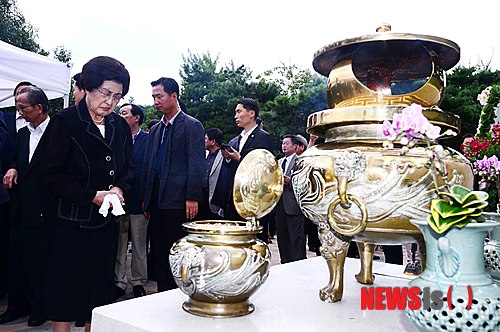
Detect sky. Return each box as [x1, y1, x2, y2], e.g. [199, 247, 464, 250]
[15, 0, 500, 106]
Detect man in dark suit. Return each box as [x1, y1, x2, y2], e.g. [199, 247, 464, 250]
[275, 134, 306, 264]
[0, 81, 33, 301]
[114, 104, 149, 299]
[0, 86, 50, 326]
[198, 128, 225, 220]
[220, 98, 274, 242]
[0, 111, 10, 300]
[141, 77, 205, 292]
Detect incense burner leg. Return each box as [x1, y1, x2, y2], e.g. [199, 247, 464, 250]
[319, 232, 350, 303]
[355, 242, 375, 284]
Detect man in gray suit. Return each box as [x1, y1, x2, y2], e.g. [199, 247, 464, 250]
[141, 77, 205, 292]
[198, 128, 225, 220]
[275, 134, 306, 264]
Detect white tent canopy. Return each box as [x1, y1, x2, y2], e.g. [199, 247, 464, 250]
[0, 40, 71, 108]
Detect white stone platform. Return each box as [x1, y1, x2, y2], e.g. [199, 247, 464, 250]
[91, 257, 419, 332]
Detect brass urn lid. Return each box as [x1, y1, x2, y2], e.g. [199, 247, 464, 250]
[307, 25, 461, 138]
[313, 28, 460, 77]
[233, 149, 284, 220]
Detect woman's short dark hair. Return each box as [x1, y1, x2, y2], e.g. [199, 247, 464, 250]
[121, 103, 145, 125]
[80, 56, 130, 96]
[19, 86, 50, 113]
[237, 98, 259, 118]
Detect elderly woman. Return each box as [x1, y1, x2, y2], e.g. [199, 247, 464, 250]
[38, 56, 132, 332]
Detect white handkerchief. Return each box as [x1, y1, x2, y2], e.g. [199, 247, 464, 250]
[98, 194, 126, 217]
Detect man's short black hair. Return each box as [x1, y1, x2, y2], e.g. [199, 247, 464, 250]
[147, 119, 160, 130]
[237, 98, 259, 118]
[73, 73, 82, 89]
[121, 103, 145, 125]
[151, 77, 179, 95]
[206, 128, 224, 146]
[283, 134, 299, 146]
[151, 77, 186, 112]
[14, 81, 34, 96]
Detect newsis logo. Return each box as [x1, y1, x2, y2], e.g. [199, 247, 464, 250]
[360, 286, 473, 310]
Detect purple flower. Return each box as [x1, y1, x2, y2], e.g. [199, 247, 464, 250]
[381, 103, 442, 145]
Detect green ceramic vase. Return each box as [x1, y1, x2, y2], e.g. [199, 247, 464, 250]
[405, 219, 500, 332]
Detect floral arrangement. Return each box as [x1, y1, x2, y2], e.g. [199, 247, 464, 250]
[476, 85, 500, 136]
[382, 103, 489, 234]
[462, 85, 500, 212]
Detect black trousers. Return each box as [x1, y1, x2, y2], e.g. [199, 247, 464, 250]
[0, 202, 10, 297]
[305, 217, 320, 253]
[148, 179, 187, 292]
[6, 222, 43, 319]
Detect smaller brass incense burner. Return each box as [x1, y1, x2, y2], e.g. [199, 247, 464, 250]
[169, 149, 283, 317]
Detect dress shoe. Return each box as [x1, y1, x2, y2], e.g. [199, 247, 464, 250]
[114, 285, 126, 301]
[75, 320, 86, 327]
[133, 285, 146, 298]
[0, 310, 27, 324]
[28, 317, 46, 327]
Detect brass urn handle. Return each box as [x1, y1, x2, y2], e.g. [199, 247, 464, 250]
[328, 150, 368, 236]
[181, 262, 190, 285]
[327, 193, 368, 236]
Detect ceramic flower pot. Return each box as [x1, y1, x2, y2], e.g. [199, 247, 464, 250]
[484, 220, 500, 282]
[405, 219, 500, 332]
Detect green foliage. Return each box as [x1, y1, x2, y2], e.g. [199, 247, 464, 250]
[428, 185, 489, 234]
[141, 105, 161, 130]
[179, 52, 327, 155]
[440, 66, 500, 150]
[53, 45, 72, 66]
[0, 0, 47, 55]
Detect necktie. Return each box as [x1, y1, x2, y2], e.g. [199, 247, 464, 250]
[237, 135, 242, 151]
[282, 158, 287, 173]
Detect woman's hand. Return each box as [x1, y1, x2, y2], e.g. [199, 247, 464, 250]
[92, 190, 112, 206]
[109, 186, 124, 204]
[3, 169, 18, 189]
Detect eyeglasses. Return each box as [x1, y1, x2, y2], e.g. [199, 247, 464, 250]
[96, 87, 122, 102]
[15, 104, 32, 112]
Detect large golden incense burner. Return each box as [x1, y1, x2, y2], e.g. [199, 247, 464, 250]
[293, 25, 473, 302]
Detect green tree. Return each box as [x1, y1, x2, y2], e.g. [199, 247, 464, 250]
[53, 45, 72, 66]
[180, 51, 275, 142]
[179, 52, 327, 154]
[258, 63, 327, 150]
[0, 0, 47, 55]
[440, 66, 500, 150]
